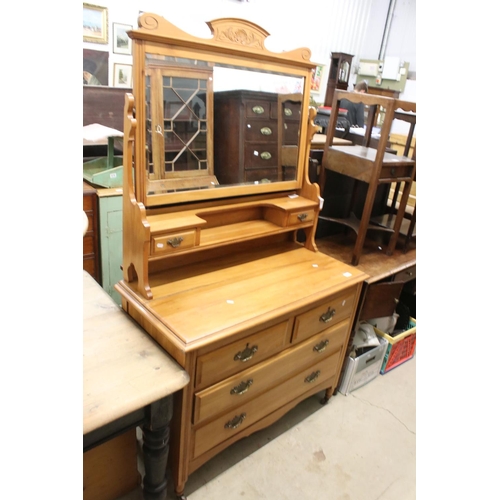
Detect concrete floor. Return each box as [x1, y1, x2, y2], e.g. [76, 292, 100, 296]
[120, 354, 416, 500]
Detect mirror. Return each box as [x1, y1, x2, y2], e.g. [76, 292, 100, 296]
[125, 14, 316, 207]
[144, 54, 305, 196]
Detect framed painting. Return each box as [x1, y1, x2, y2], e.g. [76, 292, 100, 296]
[83, 3, 108, 44]
[114, 64, 133, 88]
[311, 65, 325, 93]
[113, 23, 132, 55]
[83, 49, 109, 86]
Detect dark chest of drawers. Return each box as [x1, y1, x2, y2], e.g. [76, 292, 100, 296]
[213, 90, 301, 185]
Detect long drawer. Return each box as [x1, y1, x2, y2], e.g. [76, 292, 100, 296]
[192, 351, 341, 459]
[193, 319, 349, 425]
[195, 320, 291, 389]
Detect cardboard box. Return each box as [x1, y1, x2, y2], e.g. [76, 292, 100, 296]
[338, 338, 388, 395]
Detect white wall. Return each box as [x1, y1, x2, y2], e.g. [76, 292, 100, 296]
[83, 0, 416, 101]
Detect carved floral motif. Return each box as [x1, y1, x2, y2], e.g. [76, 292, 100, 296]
[216, 28, 264, 49]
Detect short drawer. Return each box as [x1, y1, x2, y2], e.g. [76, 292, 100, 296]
[393, 264, 416, 283]
[245, 100, 271, 119]
[193, 319, 349, 424]
[192, 351, 341, 459]
[151, 230, 196, 255]
[244, 168, 279, 183]
[380, 163, 414, 180]
[292, 289, 357, 343]
[286, 209, 315, 226]
[244, 143, 278, 169]
[244, 120, 278, 142]
[195, 320, 291, 389]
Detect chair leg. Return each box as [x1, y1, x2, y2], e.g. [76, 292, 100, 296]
[403, 206, 416, 253]
[387, 180, 412, 255]
[351, 181, 378, 266]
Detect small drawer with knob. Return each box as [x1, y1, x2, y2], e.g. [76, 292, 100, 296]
[286, 209, 316, 226]
[244, 143, 278, 169]
[193, 319, 348, 425]
[244, 120, 278, 142]
[194, 320, 291, 389]
[292, 290, 357, 343]
[245, 100, 271, 119]
[151, 230, 196, 255]
[392, 264, 416, 283]
[380, 163, 414, 181]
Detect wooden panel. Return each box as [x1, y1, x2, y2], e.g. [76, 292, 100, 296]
[83, 86, 131, 130]
[83, 428, 140, 500]
[360, 281, 404, 321]
[83, 182, 100, 283]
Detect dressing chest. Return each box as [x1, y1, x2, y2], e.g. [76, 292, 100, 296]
[115, 13, 367, 499]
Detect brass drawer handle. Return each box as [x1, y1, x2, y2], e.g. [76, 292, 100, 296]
[260, 151, 272, 160]
[234, 343, 258, 362]
[167, 236, 184, 248]
[320, 307, 336, 323]
[313, 339, 329, 353]
[260, 127, 272, 136]
[230, 379, 254, 395]
[284, 107, 293, 116]
[297, 213, 308, 222]
[252, 105, 265, 115]
[225, 413, 246, 430]
[390, 168, 396, 176]
[305, 370, 321, 383]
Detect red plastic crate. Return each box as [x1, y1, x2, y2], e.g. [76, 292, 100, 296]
[375, 318, 416, 374]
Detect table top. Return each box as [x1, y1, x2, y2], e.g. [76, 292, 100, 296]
[83, 271, 190, 435]
[311, 134, 352, 148]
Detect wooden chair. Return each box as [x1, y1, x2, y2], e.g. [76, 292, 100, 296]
[372, 100, 416, 252]
[319, 90, 416, 265]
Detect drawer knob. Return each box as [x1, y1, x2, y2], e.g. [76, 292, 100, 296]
[230, 379, 254, 395]
[320, 307, 336, 323]
[260, 151, 272, 160]
[313, 339, 329, 353]
[167, 236, 184, 248]
[234, 343, 258, 362]
[252, 105, 265, 115]
[297, 213, 308, 222]
[391, 168, 396, 176]
[225, 413, 246, 430]
[260, 127, 272, 136]
[305, 370, 321, 384]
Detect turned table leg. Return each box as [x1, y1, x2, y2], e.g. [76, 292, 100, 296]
[142, 395, 173, 500]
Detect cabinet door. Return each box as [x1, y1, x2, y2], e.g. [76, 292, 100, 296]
[99, 195, 123, 304]
[146, 65, 213, 182]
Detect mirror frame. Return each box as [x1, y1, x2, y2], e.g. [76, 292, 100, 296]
[127, 13, 316, 207]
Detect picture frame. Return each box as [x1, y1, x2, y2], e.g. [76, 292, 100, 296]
[113, 23, 132, 55]
[114, 63, 133, 88]
[83, 3, 108, 44]
[84, 49, 109, 86]
[310, 64, 325, 93]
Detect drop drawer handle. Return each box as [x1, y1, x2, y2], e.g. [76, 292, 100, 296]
[305, 370, 321, 383]
[167, 236, 184, 248]
[252, 105, 265, 115]
[260, 151, 272, 160]
[225, 413, 246, 430]
[320, 307, 336, 323]
[297, 213, 308, 222]
[260, 127, 272, 135]
[234, 343, 258, 362]
[313, 339, 329, 353]
[284, 107, 293, 116]
[230, 379, 254, 395]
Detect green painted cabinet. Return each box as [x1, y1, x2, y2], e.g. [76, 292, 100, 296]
[97, 189, 123, 304]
